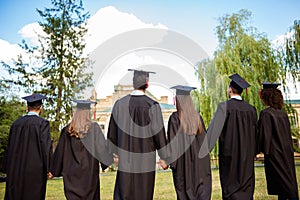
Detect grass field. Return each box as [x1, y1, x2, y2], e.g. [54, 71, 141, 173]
[1, 166, 299, 199]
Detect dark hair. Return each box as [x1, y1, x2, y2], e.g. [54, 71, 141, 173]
[229, 80, 244, 95]
[230, 86, 243, 95]
[260, 88, 283, 109]
[133, 71, 148, 90]
[133, 82, 147, 90]
[28, 104, 42, 111]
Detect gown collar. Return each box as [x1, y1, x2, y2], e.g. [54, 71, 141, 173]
[27, 111, 39, 116]
[230, 95, 242, 100]
[131, 90, 145, 96]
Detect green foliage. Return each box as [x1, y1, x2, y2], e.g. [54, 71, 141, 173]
[194, 9, 300, 153]
[1, 0, 93, 143]
[0, 96, 25, 171]
[284, 20, 300, 83]
[279, 20, 300, 151]
[214, 9, 282, 112]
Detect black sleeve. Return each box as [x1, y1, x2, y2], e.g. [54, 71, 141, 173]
[40, 120, 52, 173]
[2, 125, 13, 174]
[166, 113, 179, 168]
[107, 113, 118, 155]
[81, 123, 114, 170]
[206, 102, 226, 151]
[51, 128, 66, 177]
[151, 103, 169, 160]
[257, 111, 272, 155]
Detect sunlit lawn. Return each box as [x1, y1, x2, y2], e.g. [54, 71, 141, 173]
[1, 166, 299, 199]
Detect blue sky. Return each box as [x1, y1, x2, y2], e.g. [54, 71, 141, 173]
[0, 0, 299, 99]
[1, 0, 299, 46]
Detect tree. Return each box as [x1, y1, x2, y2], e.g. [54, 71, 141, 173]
[195, 9, 299, 153]
[195, 9, 283, 125]
[282, 20, 300, 150]
[284, 20, 300, 83]
[2, 0, 93, 141]
[213, 9, 282, 111]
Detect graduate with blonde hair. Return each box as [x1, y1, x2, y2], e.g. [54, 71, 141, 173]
[51, 100, 113, 200]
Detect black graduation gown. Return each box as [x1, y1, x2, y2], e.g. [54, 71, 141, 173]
[167, 112, 212, 200]
[51, 122, 113, 200]
[258, 107, 299, 199]
[4, 115, 52, 200]
[207, 99, 257, 200]
[107, 94, 169, 200]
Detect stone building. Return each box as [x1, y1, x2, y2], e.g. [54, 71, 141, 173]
[92, 84, 176, 136]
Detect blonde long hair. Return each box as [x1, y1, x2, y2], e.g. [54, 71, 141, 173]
[68, 108, 92, 138]
[176, 95, 203, 135]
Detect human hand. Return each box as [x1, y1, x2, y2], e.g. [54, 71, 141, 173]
[157, 159, 168, 170]
[113, 155, 119, 166]
[48, 172, 54, 179]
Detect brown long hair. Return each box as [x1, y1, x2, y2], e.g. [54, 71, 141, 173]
[260, 88, 284, 109]
[68, 108, 92, 138]
[176, 95, 204, 135]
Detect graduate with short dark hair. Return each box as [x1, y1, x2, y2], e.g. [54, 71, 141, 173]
[51, 100, 114, 200]
[167, 85, 212, 200]
[205, 73, 257, 200]
[258, 82, 299, 200]
[4, 94, 53, 200]
[107, 69, 169, 200]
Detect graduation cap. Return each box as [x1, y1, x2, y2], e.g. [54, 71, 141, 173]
[170, 85, 196, 95]
[128, 69, 155, 89]
[72, 100, 97, 109]
[229, 73, 250, 90]
[262, 82, 281, 89]
[22, 94, 46, 107]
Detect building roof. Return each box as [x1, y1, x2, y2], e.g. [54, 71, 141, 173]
[284, 99, 300, 104]
[159, 103, 176, 109]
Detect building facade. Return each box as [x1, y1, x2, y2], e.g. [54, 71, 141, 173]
[92, 85, 176, 136]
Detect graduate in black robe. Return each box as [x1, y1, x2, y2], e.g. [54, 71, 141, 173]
[205, 74, 257, 200]
[4, 94, 53, 200]
[167, 85, 212, 200]
[258, 82, 299, 200]
[51, 100, 114, 200]
[107, 69, 169, 200]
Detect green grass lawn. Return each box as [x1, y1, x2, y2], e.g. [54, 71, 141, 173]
[1, 166, 299, 199]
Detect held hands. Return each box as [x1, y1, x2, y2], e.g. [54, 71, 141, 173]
[113, 154, 119, 166]
[157, 159, 168, 170]
[47, 172, 54, 179]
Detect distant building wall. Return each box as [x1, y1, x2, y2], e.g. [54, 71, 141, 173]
[92, 85, 176, 135]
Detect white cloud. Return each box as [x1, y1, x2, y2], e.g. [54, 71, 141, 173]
[272, 30, 295, 50]
[85, 6, 168, 53]
[18, 22, 46, 46]
[1, 6, 201, 101]
[1, 6, 168, 62]
[0, 39, 23, 62]
[0, 22, 45, 65]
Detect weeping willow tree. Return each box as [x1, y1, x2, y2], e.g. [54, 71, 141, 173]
[194, 9, 300, 154]
[281, 20, 300, 151]
[284, 20, 300, 83]
[193, 58, 227, 165]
